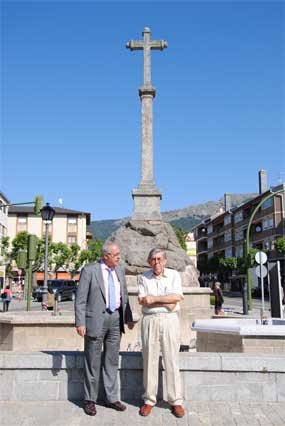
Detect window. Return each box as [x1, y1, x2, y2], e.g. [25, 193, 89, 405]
[234, 211, 243, 223]
[235, 245, 243, 258]
[263, 216, 274, 230]
[224, 230, 232, 242]
[261, 198, 273, 210]
[235, 228, 243, 241]
[17, 216, 27, 232]
[67, 235, 77, 246]
[208, 238, 213, 248]
[67, 217, 77, 233]
[207, 224, 213, 234]
[225, 247, 233, 258]
[224, 215, 231, 225]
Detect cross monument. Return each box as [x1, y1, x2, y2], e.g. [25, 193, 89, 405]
[126, 27, 167, 221]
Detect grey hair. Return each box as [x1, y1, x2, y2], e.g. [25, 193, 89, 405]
[101, 241, 120, 257]
[147, 248, 167, 263]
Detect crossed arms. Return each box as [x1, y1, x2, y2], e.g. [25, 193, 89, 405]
[138, 294, 183, 311]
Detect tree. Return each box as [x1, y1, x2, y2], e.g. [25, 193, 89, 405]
[11, 231, 29, 260]
[172, 225, 187, 251]
[87, 239, 103, 262]
[275, 237, 285, 254]
[219, 256, 238, 271]
[50, 242, 72, 271]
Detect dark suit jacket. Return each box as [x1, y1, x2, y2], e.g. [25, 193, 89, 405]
[75, 261, 133, 337]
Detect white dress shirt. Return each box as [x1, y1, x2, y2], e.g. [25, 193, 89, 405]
[138, 267, 183, 314]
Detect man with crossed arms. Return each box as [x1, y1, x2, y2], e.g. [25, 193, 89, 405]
[138, 247, 185, 418]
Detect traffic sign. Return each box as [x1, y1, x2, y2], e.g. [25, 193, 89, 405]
[255, 265, 267, 278]
[255, 251, 267, 265]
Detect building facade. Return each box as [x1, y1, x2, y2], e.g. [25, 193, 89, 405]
[8, 206, 92, 283]
[194, 177, 285, 288]
[0, 192, 10, 289]
[8, 206, 91, 250]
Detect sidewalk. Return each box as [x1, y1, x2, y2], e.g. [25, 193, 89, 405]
[2, 400, 285, 425]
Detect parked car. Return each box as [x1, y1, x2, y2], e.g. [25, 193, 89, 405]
[32, 280, 77, 302]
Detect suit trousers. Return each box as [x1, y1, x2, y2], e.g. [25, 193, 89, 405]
[141, 311, 183, 406]
[84, 310, 121, 403]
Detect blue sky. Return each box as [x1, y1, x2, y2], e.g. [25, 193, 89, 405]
[1, 0, 284, 220]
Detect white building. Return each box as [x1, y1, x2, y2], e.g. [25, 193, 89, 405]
[8, 206, 91, 249]
[185, 232, 197, 267]
[0, 192, 10, 289]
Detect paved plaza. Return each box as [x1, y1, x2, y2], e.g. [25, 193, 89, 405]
[1, 400, 285, 426]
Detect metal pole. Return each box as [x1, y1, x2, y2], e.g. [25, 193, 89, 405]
[260, 263, 265, 321]
[26, 259, 32, 311]
[242, 280, 248, 315]
[42, 222, 49, 305]
[245, 188, 283, 311]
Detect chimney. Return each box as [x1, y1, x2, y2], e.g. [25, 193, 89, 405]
[258, 169, 268, 194]
[224, 193, 231, 211]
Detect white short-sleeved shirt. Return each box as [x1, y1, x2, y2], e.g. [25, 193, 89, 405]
[138, 267, 183, 314]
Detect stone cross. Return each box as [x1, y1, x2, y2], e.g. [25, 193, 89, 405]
[126, 28, 167, 222]
[126, 27, 168, 86]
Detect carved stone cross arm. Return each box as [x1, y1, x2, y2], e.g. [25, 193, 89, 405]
[126, 27, 167, 86]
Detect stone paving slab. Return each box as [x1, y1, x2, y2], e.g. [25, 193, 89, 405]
[1, 401, 285, 426]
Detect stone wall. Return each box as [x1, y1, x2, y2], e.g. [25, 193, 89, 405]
[0, 288, 212, 352]
[0, 352, 284, 402]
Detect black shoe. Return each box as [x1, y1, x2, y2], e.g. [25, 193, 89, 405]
[105, 401, 126, 411]
[83, 400, 97, 416]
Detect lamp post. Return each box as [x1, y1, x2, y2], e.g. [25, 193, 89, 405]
[40, 203, 55, 305]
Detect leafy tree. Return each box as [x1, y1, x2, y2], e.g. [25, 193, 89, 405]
[0, 236, 10, 258]
[50, 242, 71, 271]
[219, 256, 238, 271]
[87, 239, 103, 263]
[172, 225, 187, 251]
[275, 237, 285, 254]
[11, 231, 29, 260]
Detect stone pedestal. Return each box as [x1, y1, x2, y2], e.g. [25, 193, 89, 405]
[120, 286, 212, 350]
[0, 312, 84, 352]
[132, 184, 162, 221]
[192, 318, 285, 353]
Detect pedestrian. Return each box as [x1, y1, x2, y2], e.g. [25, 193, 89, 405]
[75, 241, 134, 417]
[212, 281, 224, 315]
[1, 285, 12, 312]
[138, 248, 185, 418]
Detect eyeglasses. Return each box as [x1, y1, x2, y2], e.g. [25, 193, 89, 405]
[107, 252, 120, 257]
[150, 257, 164, 263]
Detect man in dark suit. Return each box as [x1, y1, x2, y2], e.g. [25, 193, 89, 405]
[75, 241, 134, 416]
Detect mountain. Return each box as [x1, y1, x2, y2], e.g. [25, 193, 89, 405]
[88, 193, 257, 241]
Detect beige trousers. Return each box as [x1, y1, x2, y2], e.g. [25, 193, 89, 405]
[141, 312, 183, 406]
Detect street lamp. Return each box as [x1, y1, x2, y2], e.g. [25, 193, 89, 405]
[40, 203, 55, 305]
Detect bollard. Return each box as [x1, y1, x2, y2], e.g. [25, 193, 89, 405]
[242, 281, 248, 315]
[52, 292, 59, 316]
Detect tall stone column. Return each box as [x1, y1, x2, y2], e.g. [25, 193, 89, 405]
[126, 28, 167, 222]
